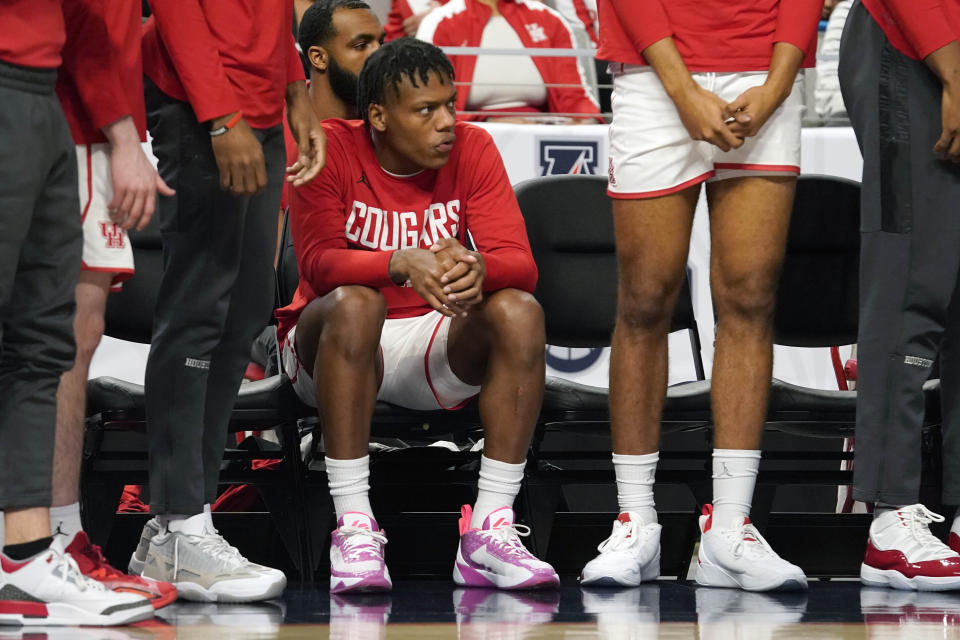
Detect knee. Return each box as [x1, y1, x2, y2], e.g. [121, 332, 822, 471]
[322, 286, 386, 353]
[616, 280, 679, 332]
[481, 289, 545, 352]
[713, 272, 778, 324]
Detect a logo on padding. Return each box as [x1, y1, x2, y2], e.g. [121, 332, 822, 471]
[538, 140, 599, 176]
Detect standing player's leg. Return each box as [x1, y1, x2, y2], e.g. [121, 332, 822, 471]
[580, 190, 696, 587]
[841, 0, 960, 591]
[51, 270, 111, 528]
[292, 285, 388, 594]
[0, 72, 152, 625]
[444, 288, 559, 590]
[694, 174, 806, 591]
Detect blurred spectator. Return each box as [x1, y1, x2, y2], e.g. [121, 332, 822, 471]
[386, 0, 447, 40]
[552, 0, 597, 46]
[416, 0, 602, 122]
[814, 0, 851, 120]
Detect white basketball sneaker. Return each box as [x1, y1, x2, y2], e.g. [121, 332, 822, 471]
[695, 505, 807, 592]
[860, 504, 960, 591]
[0, 538, 153, 626]
[141, 514, 286, 602]
[580, 513, 661, 587]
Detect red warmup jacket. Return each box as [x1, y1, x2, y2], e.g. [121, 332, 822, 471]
[57, 0, 146, 145]
[417, 0, 602, 121]
[0, 0, 65, 69]
[862, 0, 960, 60]
[142, 0, 305, 128]
[386, 0, 449, 41]
[275, 119, 537, 334]
[597, 0, 821, 71]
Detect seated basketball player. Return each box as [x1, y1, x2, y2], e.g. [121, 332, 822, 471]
[276, 38, 559, 593]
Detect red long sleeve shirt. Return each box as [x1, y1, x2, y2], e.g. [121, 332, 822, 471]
[597, 0, 821, 71]
[0, 0, 65, 69]
[276, 119, 537, 334]
[142, 0, 305, 128]
[57, 0, 146, 145]
[417, 0, 603, 121]
[862, 0, 960, 60]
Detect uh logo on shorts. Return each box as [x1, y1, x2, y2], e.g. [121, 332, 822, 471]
[98, 222, 125, 249]
[537, 139, 605, 375]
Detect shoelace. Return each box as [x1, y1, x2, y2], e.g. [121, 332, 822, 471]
[54, 550, 107, 593]
[902, 505, 952, 556]
[596, 519, 640, 554]
[725, 522, 777, 560]
[339, 526, 388, 562]
[481, 524, 534, 559]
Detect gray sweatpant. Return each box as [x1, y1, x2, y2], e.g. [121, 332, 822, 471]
[143, 79, 283, 515]
[839, 1, 960, 505]
[0, 60, 82, 509]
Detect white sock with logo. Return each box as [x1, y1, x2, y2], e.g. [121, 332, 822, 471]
[471, 456, 525, 529]
[49, 503, 83, 541]
[612, 452, 659, 525]
[326, 455, 374, 520]
[712, 449, 761, 527]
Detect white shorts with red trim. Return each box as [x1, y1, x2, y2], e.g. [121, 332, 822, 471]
[77, 143, 134, 291]
[281, 310, 481, 411]
[606, 66, 803, 199]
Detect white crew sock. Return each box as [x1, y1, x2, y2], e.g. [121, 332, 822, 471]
[326, 455, 374, 520]
[471, 456, 525, 529]
[612, 452, 659, 525]
[712, 449, 761, 526]
[49, 503, 84, 541]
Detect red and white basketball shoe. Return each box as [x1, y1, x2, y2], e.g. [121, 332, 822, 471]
[861, 504, 960, 591]
[66, 531, 177, 609]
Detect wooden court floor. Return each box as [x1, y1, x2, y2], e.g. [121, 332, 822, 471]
[6, 580, 960, 638]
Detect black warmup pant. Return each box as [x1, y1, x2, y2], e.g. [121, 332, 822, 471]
[839, 1, 960, 505]
[144, 80, 283, 515]
[0, 60, 81, 509]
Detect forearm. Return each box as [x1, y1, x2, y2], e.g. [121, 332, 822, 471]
[101, 115, 141, 150]
[286, 80, 310, 109]
[764, 42, 806, 103]
[642, 37, 696, 99]
[926, 40, 960, 88]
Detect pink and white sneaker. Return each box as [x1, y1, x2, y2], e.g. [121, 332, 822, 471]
[329, 513, 392, 594]
[453, 505, 560, 590]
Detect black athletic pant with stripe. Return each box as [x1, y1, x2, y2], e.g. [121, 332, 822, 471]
[0, 60, 81, 510]
[144, 79, 283, 515]
[840, 1, 960, 506]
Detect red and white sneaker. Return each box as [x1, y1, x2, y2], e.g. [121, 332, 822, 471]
[0, 538, 154, 626]
[696, 505, 807, 592]
[66, 531, 177, 609]
[861, 504, 960, 591]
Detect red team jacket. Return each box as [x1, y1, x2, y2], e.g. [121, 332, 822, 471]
[57, 0, 147, 145]
[276, 119, 537, 336]
[416, 0, 602, 120]
[0, 0, 64, 69]
[597, 0, 821, 70]
[142, 0, 304, 128]
[862, 0, 960, 60]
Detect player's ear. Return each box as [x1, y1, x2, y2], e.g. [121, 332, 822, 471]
[368, 103, 387, 132]
[307, 45, 329, 73]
